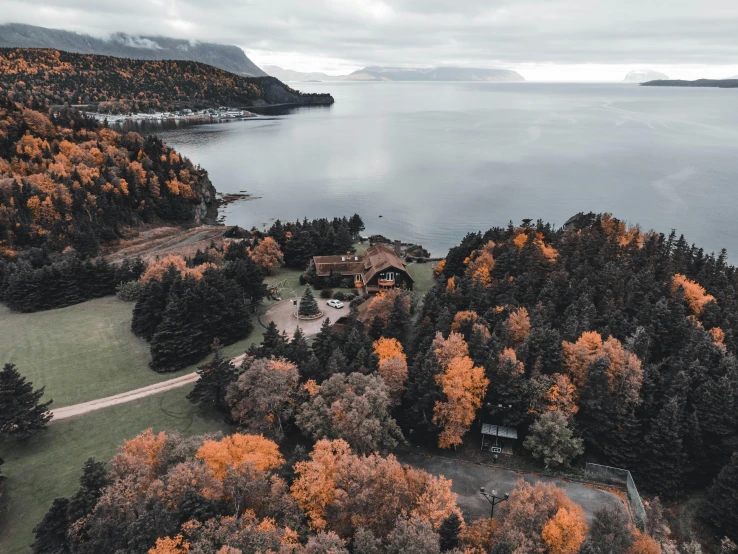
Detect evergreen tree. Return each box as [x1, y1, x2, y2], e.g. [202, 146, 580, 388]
[640, 397, 688, 495]
[369, 316, 385, 341]
[704, 452, 738, 542]
[439, 512, 461, 551]
[312, 318, 337, 365]
[577, 358, 616, 452]
[31, 498, 71, 554]
[385, 294, 411, 344]
[187, 346, 239, 413]
[251, 321, 288, 359]
[224, 256, 266, 311]
[607, 409, 643, 471]
[0, 363, 52, 440]
[288, 327, 312, 367]
[334, 223, 354, 254]
[298, 287, 320, 317]
[348, 214, 365, 238]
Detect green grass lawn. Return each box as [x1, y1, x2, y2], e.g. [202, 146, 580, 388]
[0, 385, 230, 554]
[0, 296, 266, 408]
[408, 261, 438, 296]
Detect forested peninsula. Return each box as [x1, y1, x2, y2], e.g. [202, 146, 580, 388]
[0, 48, 334, 113]
[642, 79, 738, 88]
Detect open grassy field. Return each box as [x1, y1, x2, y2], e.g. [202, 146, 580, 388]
[0, 296, 266, 408]
[0, 385, 230, 554]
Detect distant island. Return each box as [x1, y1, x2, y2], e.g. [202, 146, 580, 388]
[266, 65, 525, 82]
[623, 69, 669, 82]
[642, 78, 738, 88]
[0, 22, 266, 77]
[348, 66, 524, 82]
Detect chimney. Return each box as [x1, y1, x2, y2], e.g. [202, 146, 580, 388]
[393, 240, 402, 256]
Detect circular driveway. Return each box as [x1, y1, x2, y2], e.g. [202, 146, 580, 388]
[263, 298, 349, 336]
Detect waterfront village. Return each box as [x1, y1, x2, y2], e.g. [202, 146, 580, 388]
[86, 106, 256, 123]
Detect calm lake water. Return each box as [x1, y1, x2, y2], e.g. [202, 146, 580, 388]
[153, 82, 738, 258]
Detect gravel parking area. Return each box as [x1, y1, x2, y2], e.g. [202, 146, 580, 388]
[263, 298, 349, 335]
[397, 451, 625, 522]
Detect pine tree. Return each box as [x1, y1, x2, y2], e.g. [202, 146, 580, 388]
[607, 409, 643, 471]
[288, 327, 312, 367]
[439, 512, 461, 551]
[298, 287, 320, 317]
[312, 318, 337, 365]
[31, 497, 71, 554]
[187, 346, 238, 413]
[0, 363, 53, 440]
[704, 453, 738, 542]
[385, 294, 411, 344]
[577, 358, 616, 452]
[640, 397, 687, 495]
[224, 256, 266, 311]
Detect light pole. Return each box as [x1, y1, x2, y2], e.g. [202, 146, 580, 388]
[480, 487, 509, 518]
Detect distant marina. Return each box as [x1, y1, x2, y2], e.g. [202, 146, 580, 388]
[85, 106, 257, 124]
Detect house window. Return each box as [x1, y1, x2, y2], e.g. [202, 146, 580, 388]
[354, 274, 362, 282]
[386, 272, 394, 281]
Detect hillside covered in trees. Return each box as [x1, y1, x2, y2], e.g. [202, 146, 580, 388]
[408, 214, 738, 498]
[0, 48, 335, 113]
[0, 95, 217, 257]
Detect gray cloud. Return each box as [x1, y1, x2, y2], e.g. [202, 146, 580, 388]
[1, 0, 737, 72]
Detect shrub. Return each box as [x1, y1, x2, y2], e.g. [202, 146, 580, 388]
[116, 280, 143, 302]
[320, 289, 334, 299]
[333, 291, 356, 301]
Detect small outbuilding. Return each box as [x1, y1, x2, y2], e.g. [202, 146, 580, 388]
[481, 424, 518, 455]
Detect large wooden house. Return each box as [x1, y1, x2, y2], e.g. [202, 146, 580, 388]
[310, 243, 414, 294]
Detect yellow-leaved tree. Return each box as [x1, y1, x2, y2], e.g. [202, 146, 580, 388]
[431, 332, 489, 449]
[195, 433, 284, 479]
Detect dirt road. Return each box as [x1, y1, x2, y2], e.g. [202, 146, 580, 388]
[50, 354, 249, 423]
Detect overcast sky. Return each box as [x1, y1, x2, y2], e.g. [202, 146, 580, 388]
[2, 0, 738, 80]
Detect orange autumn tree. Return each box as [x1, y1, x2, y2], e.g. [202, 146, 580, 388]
[497, 479, 586, 554]
[545, 373, 579, 418]
[542, 504, 588, 554]
[671, 274, 716, 316]
[250, 236, 284, 274]
[505, 306, 531, 347]
[627, 530, 662, 554]
[364, 289, 410, 324]
[290, 439, 352, 530]
[112, 428, 167, 481]
[465, 241, 496, 287]
[432, 332, 489, 449]
[195, 433, 284, 479]
[148, 534, 190, 554]
[562, 332, 643, 411]
[373, 337, 409, 402]
[291, 439, 461, 538]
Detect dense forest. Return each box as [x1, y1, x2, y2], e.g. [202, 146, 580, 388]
[24, 212, 738, 551]
[0, 48, 334, 113]
[0, 95, 216, 257]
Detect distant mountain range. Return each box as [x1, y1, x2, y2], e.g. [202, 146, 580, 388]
[642, 79, 738, 89]
[263, 66, 345, 82]
[624, 70, 669, 83]
[0, 23, 266, 77]
[265, 65, 525, 82]
[349, 66, 524, 81]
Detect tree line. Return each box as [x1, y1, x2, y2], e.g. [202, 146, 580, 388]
[267, 214, 365, 269]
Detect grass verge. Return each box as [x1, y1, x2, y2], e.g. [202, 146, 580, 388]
[0, 298, 266, 408]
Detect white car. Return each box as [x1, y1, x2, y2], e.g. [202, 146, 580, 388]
[327, 299, 344, 309]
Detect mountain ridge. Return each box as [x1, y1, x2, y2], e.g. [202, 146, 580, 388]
[0, 22, 267, 77]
